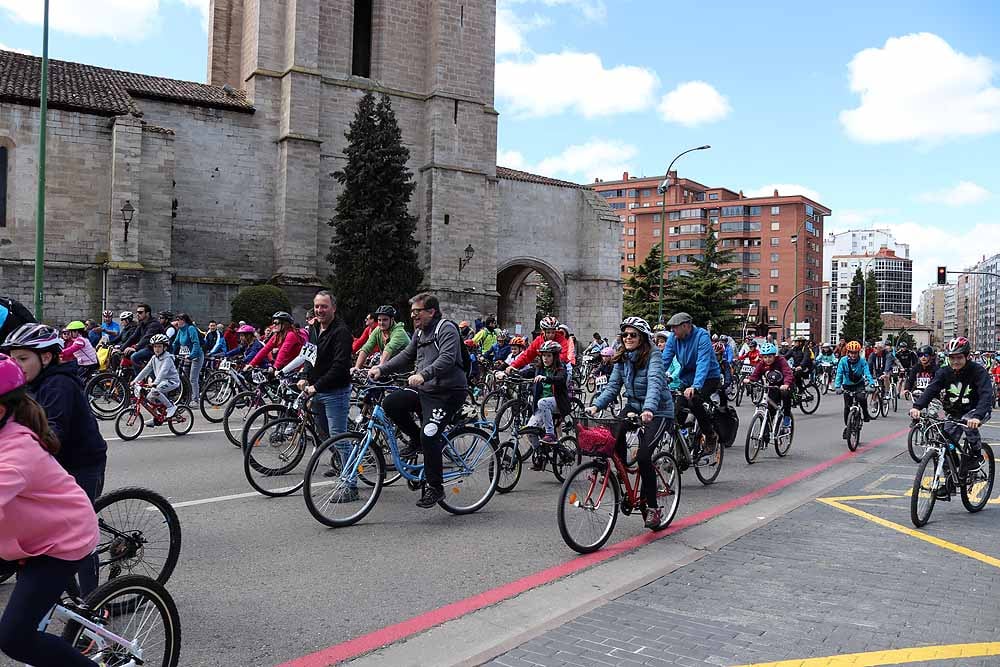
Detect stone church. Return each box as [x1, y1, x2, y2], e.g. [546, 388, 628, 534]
[0, 0, 622, 336]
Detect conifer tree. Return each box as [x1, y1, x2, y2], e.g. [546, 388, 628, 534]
[623, 244, 663, 323]
[662, 226, 743, 332]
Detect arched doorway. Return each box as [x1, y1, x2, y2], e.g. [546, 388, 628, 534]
[496, 259, 565, 336]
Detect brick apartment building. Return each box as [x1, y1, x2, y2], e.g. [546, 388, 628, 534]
[592, 171, 830, 337]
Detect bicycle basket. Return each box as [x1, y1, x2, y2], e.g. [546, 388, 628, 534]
[575, 417, 616, 457]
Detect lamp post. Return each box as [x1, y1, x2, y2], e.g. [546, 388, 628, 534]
[656, 144, 711, 324]
[458, 244, 474, 272]
[121, 201, 135, 241]
[33, 0, 51, 319]
[861, 255, 877, 346]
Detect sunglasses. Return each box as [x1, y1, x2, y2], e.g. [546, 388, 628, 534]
[621, 331, 641, 339]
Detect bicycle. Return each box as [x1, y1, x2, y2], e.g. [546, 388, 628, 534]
[85, 349, 136, 420]
[905, 390, 943, 462]
[838, 386, 875, 451]
[816, 362, 835, 394]
[732, 361, 754, 406]
[302, 382, 500, 527]
[221, 369, 290, 447]
[114, 384, 194, 441]
[743, 382, 794, 464]
[499, 420, 580, 492]
[667, 391, 724, 485]
[557, 414, 681, 553]
[910, 416, 995, 527]
[496, 376, 583, 462]
[789, 374, 820, 414]
[198, 356, 249, 422]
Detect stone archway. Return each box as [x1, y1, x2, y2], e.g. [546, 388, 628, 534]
[497, 258, 565, 336]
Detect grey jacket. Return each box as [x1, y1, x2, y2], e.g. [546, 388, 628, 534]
[134, 351, 181, 388]
[379, 316, 468, 394]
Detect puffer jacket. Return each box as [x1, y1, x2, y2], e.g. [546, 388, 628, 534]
[594, 349, 674, 419]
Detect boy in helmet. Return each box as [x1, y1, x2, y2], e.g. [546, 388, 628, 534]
[131, 333, 181, 423]
[744, 342, 794, 429]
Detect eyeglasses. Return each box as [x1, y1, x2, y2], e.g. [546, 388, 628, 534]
[919, 353, 931, 358]
[410, 308, 431, 317]
[621, 332, 641, 339]
[136, 310, 147, 314]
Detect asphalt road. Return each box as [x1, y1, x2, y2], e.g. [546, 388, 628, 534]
[0, 386, 914, 667]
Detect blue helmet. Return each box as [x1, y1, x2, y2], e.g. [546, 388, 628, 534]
[759, 342, 778, 355]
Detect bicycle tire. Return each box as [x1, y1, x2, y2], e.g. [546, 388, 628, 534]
[879, 392, 890, 418]
[94, 486, 181, 589]
[496, 440, 522, 494]
[907, 424, 926, 463]
[199, 375, 236, 423]
[867, 391, 880, 420]
[694, 433, 723, 485]
[552, 435, 580, 482]
[585, 376, 596, 394]
[750, 382, 764, 405]
[557, 460, 619, 554]
[438, 426, 500, 515]
[240, 402, 293, 451]
[493, 398, 523, 442]
[62, 574, 181, 667]
[86, 373, 129, 419]
[114, 406, 144, 441]
[303, 432, 385, 528]
[222, 392, 262, 447]
[651, 451, 682, 531]
[167, 405, 195, 436]
[891, 388, 898, 413]
[961, 443, 995, 513]
[911, 450, 940, 527]
[478, 388, 509, 422]
[798, 383, 820, 415]
[774, 413, 793, 457]
[744, 413, 764, 464]
[846, 410, 861, 452]
[734, 382, 745, 407]
[244, 418, 315, 497]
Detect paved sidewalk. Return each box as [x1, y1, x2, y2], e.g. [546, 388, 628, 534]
[486, 456, 1000, 667]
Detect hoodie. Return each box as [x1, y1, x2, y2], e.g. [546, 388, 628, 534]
[28, 360, 108, 472]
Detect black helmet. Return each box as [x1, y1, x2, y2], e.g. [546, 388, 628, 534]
[374, 305, 397, 320]
[157, 310, 173, 320]
[272, 311, 294, 324]
[917, 345, 935, 357]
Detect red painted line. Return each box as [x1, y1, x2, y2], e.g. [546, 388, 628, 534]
[279, 427, 908, 667]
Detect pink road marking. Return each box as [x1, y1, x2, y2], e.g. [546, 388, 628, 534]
[279, 427, 908, 667]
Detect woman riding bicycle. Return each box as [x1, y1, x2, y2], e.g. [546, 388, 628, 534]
[0, 353, 100, 667]
[587, 317, 674, 530]
[60, 321, 99, 380]
[248, 311, 305, 373]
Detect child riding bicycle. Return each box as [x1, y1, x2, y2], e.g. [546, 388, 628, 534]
[131, 334, 180, 424]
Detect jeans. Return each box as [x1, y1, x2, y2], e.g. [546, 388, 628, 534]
[0, 556, 95, 666]
[382, 387, 467, 490]
[613, 417, 670, 507]
[311, 385, 353, 488]
[69, 463, 105, 596]
[842, 387, 872, 424]
[527, 396, 558, 435]
[130, 346, 152, 370]
[188, 354, 204, 402]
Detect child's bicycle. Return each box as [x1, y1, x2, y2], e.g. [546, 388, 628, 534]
[114, 384, 194, 441]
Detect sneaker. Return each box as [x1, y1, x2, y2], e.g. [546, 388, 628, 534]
[541, 433, 557, 445]
[518, 425, 544, 437]
[782, 415, 792, 429]
[165, 404, 177, 419]
[331, 487, 359, 503]
[416, 485, 445, 508]
[145, 419, 157, 428]
[531, 455, 545, 471]
[644, 507, 664, 529]
[962, 451, 984, 478]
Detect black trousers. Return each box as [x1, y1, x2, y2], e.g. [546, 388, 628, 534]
[69, 463, 105, 597]
[842, 387, 871, 424]
[678, 376, 723, 436]
[614, 417, 671, 508]
[767, 386, 792, 416]
[382, 387, 467, 490]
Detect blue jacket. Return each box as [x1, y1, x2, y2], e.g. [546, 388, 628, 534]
[487, 342, 511, 363]
[660, 327, 721, 390]
[172, 323, 203, 359]
[595, 349, 674, 419]
[28, 360, 108, 472]
[224, 339, 264, 365]
[835, 355, 875, 389]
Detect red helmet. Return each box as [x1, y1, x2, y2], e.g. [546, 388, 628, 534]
[946, 337, 971, 357]
[464, 339, 478, 349]
[713, 341, 725, 354]
[510, 336, 526, 347]
[0, 353, 27, 399]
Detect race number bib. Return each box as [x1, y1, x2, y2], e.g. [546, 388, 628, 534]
[301, 342, 318, 365]
[915, 376, 931, 389]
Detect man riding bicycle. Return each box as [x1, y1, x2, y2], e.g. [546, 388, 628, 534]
[904, 345, 938, 400]
[909, 337, 993, 479]
[787, 336, 813, 395]
[834, 340, 877, 439]
[660, 312, 725, 456]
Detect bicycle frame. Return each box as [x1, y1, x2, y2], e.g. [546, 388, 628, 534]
[37, 600, 142, 666]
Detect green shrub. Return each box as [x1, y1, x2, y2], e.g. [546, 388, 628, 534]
[231, 285, 292, 330]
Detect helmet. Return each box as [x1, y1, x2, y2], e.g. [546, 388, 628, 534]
[237, 324, 256, 334]
[149, 334, 170, 346]
[600, 347, 615, 357]
[619, 316, 653, 339]
[711, 334, 719, 341]
[759, 342, 777, 355]
[459, 321, 471, 329]
[917, 345, 935, 357]
[157, 311, 173, 320]
[272, 311, 293, 324]
[665, 312, 693, 327]
[510, 336, 527, 347]
[653, 330, 669, 342]
[845, 341, 862, 353]
[945, 337, 971, 357]
[653, 323, 666, 332]
[539, 340, 563, 354]
[65, 320, 86, 331]
[2, 324, 63, 352]
[102, 310, 113, 318]
[464, 339, 478, 349]
[898, 341, 908, 349]
[713, 341, 725, 354]
[748, 340, 758, 348]
[539, 316, 559, 331]
[557, 324, 571, 335]
[374, 305, 397, 319]
[0, 353, 27, 399]
[119, 311, 134, 321]
[498, 329, 510, 340]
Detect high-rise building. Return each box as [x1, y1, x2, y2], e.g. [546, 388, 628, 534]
[943, 283, 957, 340]
[916, 283, 950, 346]
[955, 272, 979, 344]
[828, 247, 912, 343]
[970, 253, 1000, 351]
[593, 171, 829, 335]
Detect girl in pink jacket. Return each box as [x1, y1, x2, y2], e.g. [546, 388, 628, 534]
[0, 353, 99, 666]
[248, 311, 305, 371]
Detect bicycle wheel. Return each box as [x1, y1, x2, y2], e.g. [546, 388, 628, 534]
[907, 424, 927, 463]
[87, 373, 129, 419]
[798, 384, 820, 415]
[879, 393, 889, 418]
[478, 388, 508, 422]
[585, 375, 596, 394]
[94, 487, 181, 588]
[558, 460, 619, 554]
[495, 441, 522, 494]
[774, 413, 794, 457]
[867, 391, 880, 420]
[114, 406, 144, 441]
[911, 450, 941, 527]
[245, 418, 316, 496]
[552, 435, 580, 483]
[891, 388, 898, 413]
[749, 382, 764, 405]
[961, 443, 995, 513]
[734, 382, 745, 407]
[167, 405, 194, 436]
[304, 433, 384, 527]
[439, 427, 499, 515]
[493, 398, 522, 441]
[222, 392, 263, 447]
[820, 373, 829, 394]
[694, 431, 723, 485]
[744, 413, 764, 464]
[240, 403, 292, 450]
[651, 451, 682, 531]
[846, 410, 861, 452]
[199, 375, 236, 422]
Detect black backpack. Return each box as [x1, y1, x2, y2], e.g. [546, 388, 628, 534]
[430, 319, 472, 377]
[0, 296, 36, 342]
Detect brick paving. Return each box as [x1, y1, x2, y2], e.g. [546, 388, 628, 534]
[486, 458, 1000, 667]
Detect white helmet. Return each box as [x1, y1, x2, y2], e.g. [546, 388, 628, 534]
[620, 316, 653, 339]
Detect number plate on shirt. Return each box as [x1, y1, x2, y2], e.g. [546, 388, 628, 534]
[301, 342, 318, 365]
[595, 376, 608, 388]
[219, 359, 232, 371]
[916, 377, 931, 389]
[252, 369, 267, 384]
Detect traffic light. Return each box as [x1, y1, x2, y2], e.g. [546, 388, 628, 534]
[937, 266, 947, 285]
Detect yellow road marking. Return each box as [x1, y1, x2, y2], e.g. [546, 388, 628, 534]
[732, 641, 1000, 666]
[817, 498, 1000, 569]
[820, 494, 901, 502]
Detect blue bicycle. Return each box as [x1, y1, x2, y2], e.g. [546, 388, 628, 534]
[302, 381, 501, 527]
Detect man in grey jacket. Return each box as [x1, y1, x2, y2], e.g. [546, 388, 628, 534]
[370, 293, 468, 508]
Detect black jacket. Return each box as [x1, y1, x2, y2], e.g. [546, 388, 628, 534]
[519, 364, 571, 416]
[120, 318, 165, 351]
[788, 346, 812, 371]
[307, 314, 353, 392]
[28, 360, 108, 472]
[914, 361, 994, 420]
[905, 361, 938, 392]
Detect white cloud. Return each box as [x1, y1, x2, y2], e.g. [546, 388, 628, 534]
[495, 7, 547, 56]
[0, 43, 32, 55]
[657, 81, 731, 127]
[840, 33, 1000, 143]
[176, 0, 208, 32]
[917, 181, 991, 206]
[0, 0, 161, 40]
[829, 208, 899, 230]
[498, 140, 638, 183]
[744, 183, 823, 203]
[893, 222, 999, 304]
[502, 0, 606, 22]
[496, 51, 658, 118]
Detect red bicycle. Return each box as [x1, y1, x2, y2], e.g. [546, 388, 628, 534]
[114, 383, 195, 441]
[557, 414, 681, 553]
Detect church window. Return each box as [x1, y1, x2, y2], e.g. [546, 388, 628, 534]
[0, 146, 7, 227]
[352, 0, 373, 78]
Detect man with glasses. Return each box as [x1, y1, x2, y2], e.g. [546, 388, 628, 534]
[904, 345, 938, 400]
[371, 293, 468, 509]
[119, 303, 165, 369]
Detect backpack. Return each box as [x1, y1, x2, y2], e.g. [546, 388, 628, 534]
[713, 405, 740, 447]
[0, 296, 36, 342]
[429, 319, 472, 377]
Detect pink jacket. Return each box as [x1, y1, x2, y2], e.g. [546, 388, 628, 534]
[249, 327, 306, 369]
[0, 420, 99, 562]
[60, 335, 98, 366]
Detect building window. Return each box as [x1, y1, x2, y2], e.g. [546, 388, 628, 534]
[771, 205, 780, 215]
[769, 285, 778, 294]
[746, 284, 760, 293]
[626, 228, 635, 236]
[770, 238, 780, 246]
[709, 193, 719, 200]
[626, 253, 635, 261]
[0, 146, 6, 228]
[770, 221, 780, 231]
[652, 214, 660, 222]
[748, 206, 761, 216]
[351, 0, 374, 77]
[769, 300, 779, 310]
[770, 252, 779, 262]
[640, 189, 651, 197]
[627, 215, 635, 222]
[627, 240, 635, 248]
[721, 205, 745, 217]
[770, 268, 779, 278]
[652, 228, 660, 237]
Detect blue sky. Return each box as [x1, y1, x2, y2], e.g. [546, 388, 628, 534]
[2, 0, 999, 294]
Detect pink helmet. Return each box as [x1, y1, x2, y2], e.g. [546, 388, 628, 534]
[600, 347, 615, 358]
[237, 324, 256, 334]
[0, 353, 27, 399]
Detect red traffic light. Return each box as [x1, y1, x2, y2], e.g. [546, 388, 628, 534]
[937, 266, 947, 285]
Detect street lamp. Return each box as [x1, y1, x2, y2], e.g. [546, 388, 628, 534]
[458, 243, 474, 272]
[656, 144, 711, 323]
[861, 255, 877, 346]
[121, 200, 135, 242]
